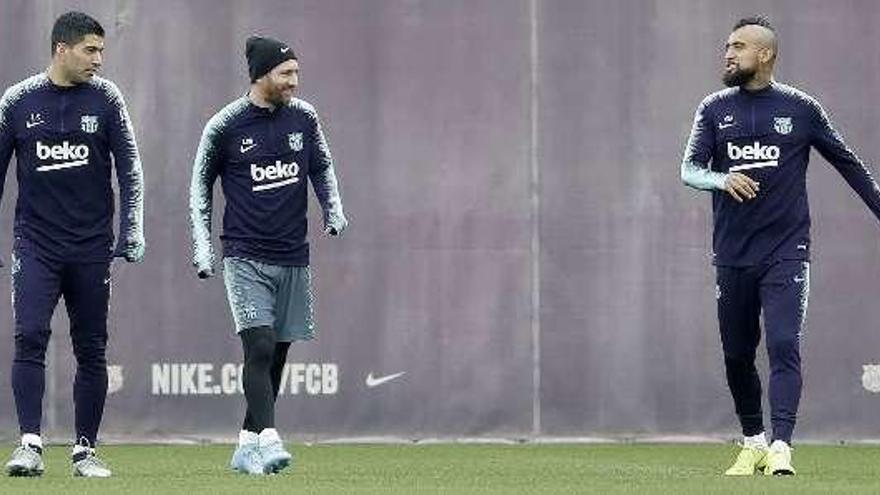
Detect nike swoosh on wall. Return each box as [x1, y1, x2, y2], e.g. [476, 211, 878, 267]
[365, 371, 406, 388]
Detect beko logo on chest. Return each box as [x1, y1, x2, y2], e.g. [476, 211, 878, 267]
[250, 160, 300, 191]
[726, 141, 780, 172]
[35, 141, 90, 172]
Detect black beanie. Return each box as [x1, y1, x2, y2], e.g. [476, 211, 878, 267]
[246, 36, 297, 82]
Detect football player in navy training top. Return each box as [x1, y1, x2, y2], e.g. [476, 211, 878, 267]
[681, 16, 880, 476]
[0, 11, 145, 478]
[190, 36, 347, 475]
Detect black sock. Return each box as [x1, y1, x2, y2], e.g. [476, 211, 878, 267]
[240, 326, 276, 433]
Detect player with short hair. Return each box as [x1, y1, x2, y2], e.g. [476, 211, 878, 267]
[0, 11, 145, 478]
[190, 35, 347, 475]
[681, 15, 880, 475]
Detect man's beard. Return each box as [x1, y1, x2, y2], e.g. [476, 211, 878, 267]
[61, 61, 94, 85]
[722, 65, 757, 87]
[267, 86, 293, 106]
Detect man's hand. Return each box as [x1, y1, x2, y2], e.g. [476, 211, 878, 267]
[193, 253, 214, 279]
[324, 217, 348, 237]
[724, 172, 760, 202]
[123, 243, 145, 263]
[115, 241, 145, 263]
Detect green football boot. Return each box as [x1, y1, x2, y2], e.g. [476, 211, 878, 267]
[724, 445, 768, 475]
[764, 440, 795, 476]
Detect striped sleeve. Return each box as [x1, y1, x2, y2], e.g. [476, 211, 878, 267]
[296, 100, 348, 234]
[97, 78, 146, 262]
[681, 94, 726, 191]
[0, 87, 16, 220]
[189, 99, 247, 274]
[0, 88, 15, 267]
[0, 75, 47, 266]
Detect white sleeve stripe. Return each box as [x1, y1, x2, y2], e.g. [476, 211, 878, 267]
[92, 77, 146, 247]
[0, 74, 49, 134]
[190, 98, 250, 270]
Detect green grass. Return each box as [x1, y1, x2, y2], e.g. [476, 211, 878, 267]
[2, 443, 880, 494]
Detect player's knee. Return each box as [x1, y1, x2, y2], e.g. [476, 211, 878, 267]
[767, 334, 800, 362]
[72, 337, 108, 364]
[248, 340, 275, 368]
[13, 329, 50, 362]
[242, 326, 276, 367]
[723, 349, 756, 364]
[74, 351, 108, 369]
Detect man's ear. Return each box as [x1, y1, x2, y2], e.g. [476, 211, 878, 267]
[759, 46, 775, 64]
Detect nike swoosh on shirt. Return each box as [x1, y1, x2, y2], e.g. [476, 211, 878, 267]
[718, 123, 735, 130]
[365, 371, 406, 388]
[26, 120, 44, 129]
[281, 47, 290, 53]
[240, 144, 257, 153]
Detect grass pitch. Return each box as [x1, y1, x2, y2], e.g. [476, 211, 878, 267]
[2, 443, 879, 494]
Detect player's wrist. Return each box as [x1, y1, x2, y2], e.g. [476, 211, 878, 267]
[194, 259, 214, 278]
[325, 215, 348, 234]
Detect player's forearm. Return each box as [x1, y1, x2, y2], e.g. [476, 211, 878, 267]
[832, 156, 880, 222]
[189, 171, 216, 272]
[0, 133, 13, 209]
[310, 165, 347, 231]
[816, 123, 880, 222]
[308, 112, 348, 232]
[189, 124, 223, 272]
[0, 147, 12, 267]
[681, 160, 726, 191]
[114, 155, 145, 260]
[189, 196, 215, 272]
[0, 158, 9, 214]
[106, 85, 146, 261]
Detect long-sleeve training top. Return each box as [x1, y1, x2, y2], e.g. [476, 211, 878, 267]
[681, 82, 880, 266]
[0, 73, 145, 265]
[190, 96, 347, 272]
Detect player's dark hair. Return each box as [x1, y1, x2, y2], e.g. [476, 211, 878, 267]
[733, 15, 778, 60]
[51, 11, 104, 56]
[733, 15, 774, 33]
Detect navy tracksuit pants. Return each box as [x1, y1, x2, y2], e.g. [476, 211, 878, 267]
[10, 247, 111, 446]
[716, 260, 809, 444]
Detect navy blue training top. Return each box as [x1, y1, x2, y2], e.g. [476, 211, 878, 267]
[0, 73, 145, 264]
[683, 82, 880, 266]
[190, 96, 347, 270]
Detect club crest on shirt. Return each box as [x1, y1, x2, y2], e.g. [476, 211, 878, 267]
[862, 364, 880, 393]
[81, 115, 99, 134]
[288, 132, 303, 152]
[773, 116, 792, 135]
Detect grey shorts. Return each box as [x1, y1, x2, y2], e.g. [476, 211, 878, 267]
[222, 257, 315, 342]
